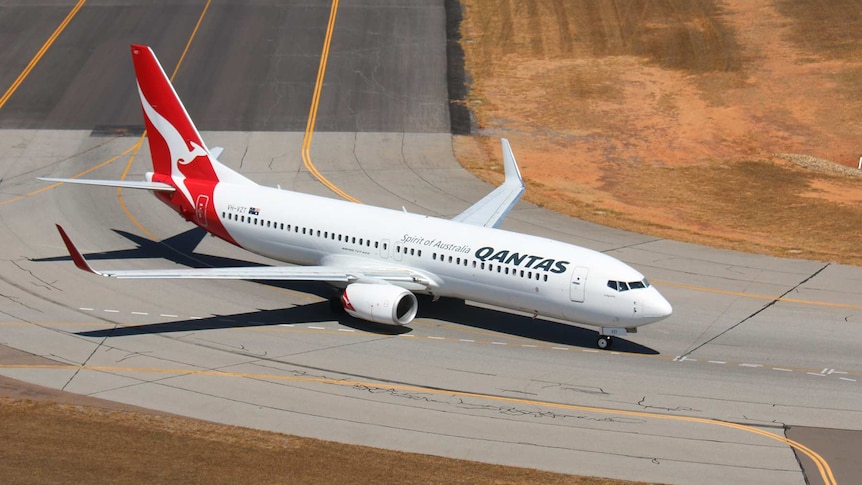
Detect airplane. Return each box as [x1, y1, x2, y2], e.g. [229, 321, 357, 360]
[42, 44, 672, 350]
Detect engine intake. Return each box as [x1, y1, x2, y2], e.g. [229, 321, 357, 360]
[341, 283, 418, 325]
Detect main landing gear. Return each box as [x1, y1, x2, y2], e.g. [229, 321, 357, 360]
[597, 336, 612, 350]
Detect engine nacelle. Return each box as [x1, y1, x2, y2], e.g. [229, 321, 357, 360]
[341, 283, 418, 325]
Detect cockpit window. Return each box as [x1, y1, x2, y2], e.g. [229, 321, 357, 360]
[607, 279, 650, 292]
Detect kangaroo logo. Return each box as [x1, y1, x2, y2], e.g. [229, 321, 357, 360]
[137, 84, 207, 205]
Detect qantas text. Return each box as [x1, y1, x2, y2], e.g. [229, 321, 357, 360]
[474, 247, 569, 274]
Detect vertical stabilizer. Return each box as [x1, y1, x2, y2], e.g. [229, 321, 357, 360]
[132, 45, 212, 183]
[130, 45, 253, 190]
[129, 44, 249, 244]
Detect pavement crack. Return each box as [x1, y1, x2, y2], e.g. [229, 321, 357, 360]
[680, 262, 831, 358]
[601, 238, 664, 253]
[636, 396, 701, 413]
[239, 145, 249, 171]
[0, 290, 42, 313]
[14, 260, 60, 291]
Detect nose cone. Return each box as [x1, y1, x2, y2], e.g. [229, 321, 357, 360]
[642, 289, 673, 322]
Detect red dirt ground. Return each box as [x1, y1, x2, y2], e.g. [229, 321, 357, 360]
[457, 0, 862, 264]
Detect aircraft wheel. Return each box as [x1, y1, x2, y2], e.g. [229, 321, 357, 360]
[597, 336, 612, 350]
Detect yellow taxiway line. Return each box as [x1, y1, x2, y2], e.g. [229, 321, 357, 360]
[0, 0, 87, 110]
[0, 362, 837, 484]
[300, 0, 360, 204]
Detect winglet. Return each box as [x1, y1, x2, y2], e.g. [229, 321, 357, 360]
[451, 138, 526, 228]
[55, 225, 101, 275]
[500, 138, 524, 189]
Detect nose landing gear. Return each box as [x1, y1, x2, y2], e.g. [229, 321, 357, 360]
[597, 336, 612, 349]
[597, 327, 632, 349]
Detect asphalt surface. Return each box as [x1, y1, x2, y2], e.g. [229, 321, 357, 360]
[0, 2, 860, 485]
[0, 0, 448, 132]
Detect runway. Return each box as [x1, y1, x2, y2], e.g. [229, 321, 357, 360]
[0, 2, 859, 484]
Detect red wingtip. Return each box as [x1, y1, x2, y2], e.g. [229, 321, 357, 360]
[55, 224, 97, 274]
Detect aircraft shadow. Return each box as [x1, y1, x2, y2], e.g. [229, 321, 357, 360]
[44, 228, 657, 354]
[416, 296, 659, 355]
[77, 302, 411, 338]
[77, 298, 656, 354]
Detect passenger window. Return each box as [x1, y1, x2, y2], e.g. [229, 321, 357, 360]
[543, 274, 548, 282]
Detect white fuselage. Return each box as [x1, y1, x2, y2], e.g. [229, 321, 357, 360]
[212, 183, 672, 329]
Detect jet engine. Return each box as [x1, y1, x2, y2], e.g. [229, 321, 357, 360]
[341, 283, 418, 325]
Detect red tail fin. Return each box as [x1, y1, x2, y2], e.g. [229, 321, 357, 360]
[130, 45, 250, 245]
[131, 44, 218, 183]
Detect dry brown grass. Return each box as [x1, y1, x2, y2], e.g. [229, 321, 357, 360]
[457, 0, 862, 265]
[0, 397, 653, 485]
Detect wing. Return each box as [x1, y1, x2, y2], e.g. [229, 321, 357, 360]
[451, 138, 525, 228]
[55, 225, 434, 288]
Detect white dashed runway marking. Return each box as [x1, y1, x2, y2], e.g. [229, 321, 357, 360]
[73, 306, 858, 384]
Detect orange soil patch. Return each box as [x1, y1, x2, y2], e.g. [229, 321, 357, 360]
[457, 0, 862, 264]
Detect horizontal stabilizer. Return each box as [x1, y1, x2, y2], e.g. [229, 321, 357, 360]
[209, 146, 224, 160]
[39, 177, 175, 192]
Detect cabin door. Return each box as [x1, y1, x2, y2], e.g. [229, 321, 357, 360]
[195, 195, 209, 227]
[569, 266, 589, 303]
